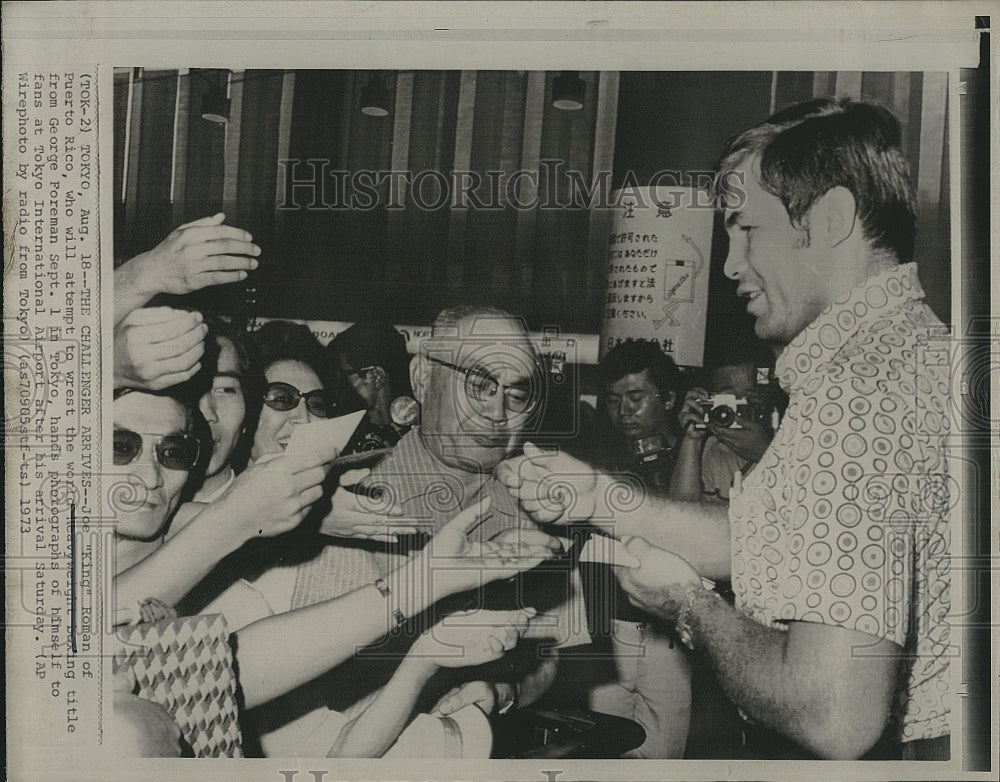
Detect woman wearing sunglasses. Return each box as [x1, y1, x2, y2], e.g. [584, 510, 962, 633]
[248, 320, 338, 461]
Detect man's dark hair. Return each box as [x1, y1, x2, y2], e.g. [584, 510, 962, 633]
[714, 97, 916, 262]
[330, 319, 414, 401]
[598, 339, 682, 396]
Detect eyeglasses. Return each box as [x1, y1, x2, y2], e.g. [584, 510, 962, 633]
[262, 382, 335, 418]
[113, 429, 201, 471]
[425, 355, 539, 415]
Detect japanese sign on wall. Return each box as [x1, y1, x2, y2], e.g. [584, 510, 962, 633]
[601, 186, 714, 367]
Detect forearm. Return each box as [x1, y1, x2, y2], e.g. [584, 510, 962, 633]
[516, 652, 557, 707]
[236, 559, 436, 709]
[688, 592, 895, 758]
[115, 510, 242, 608]
[668, 437, 705, 503]
[113, 255, 157, 324]
[327, 657, 436, 757]
[607, 489, 731, 580]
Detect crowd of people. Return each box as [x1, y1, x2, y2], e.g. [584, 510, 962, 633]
[111, 97, 951, 761]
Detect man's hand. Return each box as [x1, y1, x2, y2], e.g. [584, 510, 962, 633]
[113, 307, 207, 390]
[411, 608, 534, 670]
[679, 388, 711, 440]
[318, 484, 421, 542]
[613, 536, 702, 623]
[496, 442, 611, 525]
[420, 498, 563, 602]
[130, 213, 260, 297]
[431, 680, 518, 718]
[213, 455, 329, 542]
[710, 416, 772, 463]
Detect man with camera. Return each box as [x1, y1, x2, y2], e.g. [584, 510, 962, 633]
[500, 97, 951, 760]
[671, 340, 782, 503]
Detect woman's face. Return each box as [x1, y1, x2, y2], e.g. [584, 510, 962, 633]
[251, 359, 326, 460]
[111, 392, 195, 541]
[198, 337, 247, 478]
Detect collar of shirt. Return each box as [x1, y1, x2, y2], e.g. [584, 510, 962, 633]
[193, 467, 236, 505]
[368, 426, 519, 537]
[775, 262, 928, 394]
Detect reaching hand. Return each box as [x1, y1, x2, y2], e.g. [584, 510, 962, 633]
[113, 307, 207, 390]
[419, 498, 563, 602]
[411, 608, 535, 669]
[131, 213, 260, 296]
[431, 680, 518, 718]
[496, 442, 609, 525]
[613, 535, 701, 623]
[710, 416, 773, 463]
[318, 485, 421, 542]
[679, 388, 711, 440]
[214, 455, 330, 542]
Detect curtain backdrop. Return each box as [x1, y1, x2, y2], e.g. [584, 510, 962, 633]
[114, 69, 950, 331]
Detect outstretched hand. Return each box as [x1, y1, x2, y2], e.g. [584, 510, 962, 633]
[422, 497, 563, 601]
[411, 608, 535, 670]
[613, 535, 701, 624]
[113, 306, 207, 390]
[133, 213, 260, 296]
[496, 442, 607, 525]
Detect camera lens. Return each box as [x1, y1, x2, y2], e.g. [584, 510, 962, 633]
[708, 405, 736, 428]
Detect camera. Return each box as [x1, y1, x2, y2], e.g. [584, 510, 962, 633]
[696, 391, 780, 430]
[698, 393, 750, 429]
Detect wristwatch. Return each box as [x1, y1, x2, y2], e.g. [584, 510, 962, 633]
[675, 582, 723, 651]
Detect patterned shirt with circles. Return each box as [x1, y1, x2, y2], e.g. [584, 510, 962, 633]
[729, 263, 951, 744]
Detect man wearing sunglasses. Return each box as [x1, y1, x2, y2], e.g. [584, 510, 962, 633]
[265, 306, 585, 755]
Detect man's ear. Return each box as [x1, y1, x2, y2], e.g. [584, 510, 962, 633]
[810, 186, 858, 249]
[410, 355, 428, 404]
[662, 391, 676, 411]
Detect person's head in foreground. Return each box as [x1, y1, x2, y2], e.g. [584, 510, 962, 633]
[196, 316, 258, 487]
[599, 339, 682, 445]
[249, 320, 336, 461]
[714, 97, 915, 347]
[112, 387, 201, 542]
[410, 305, 542, 473]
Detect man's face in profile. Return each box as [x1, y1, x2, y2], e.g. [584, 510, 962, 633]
[417, 316, 541, 473]
[724, 155, 830, 347]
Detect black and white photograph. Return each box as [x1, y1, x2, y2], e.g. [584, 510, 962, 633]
[3, 2, 995, 780]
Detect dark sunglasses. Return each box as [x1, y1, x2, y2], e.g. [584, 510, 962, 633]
[262, 382, 335, 418]
[113, 429, 201, 471]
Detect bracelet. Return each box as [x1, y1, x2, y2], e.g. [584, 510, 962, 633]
[674, 581, 721, 651]
[373, 578, 407, 627]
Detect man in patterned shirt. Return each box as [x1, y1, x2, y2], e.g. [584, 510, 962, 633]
[499, 98, 951, 760]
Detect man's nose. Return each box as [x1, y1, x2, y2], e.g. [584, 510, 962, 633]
[723, 239, 745, 280]
[131, 457, 164, 494]
[481, 390, 509, 423]
[620, 398, 639, 415]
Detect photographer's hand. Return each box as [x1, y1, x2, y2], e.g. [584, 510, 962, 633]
[711, 415, 772, 463]
[679, 388, 711, 440]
